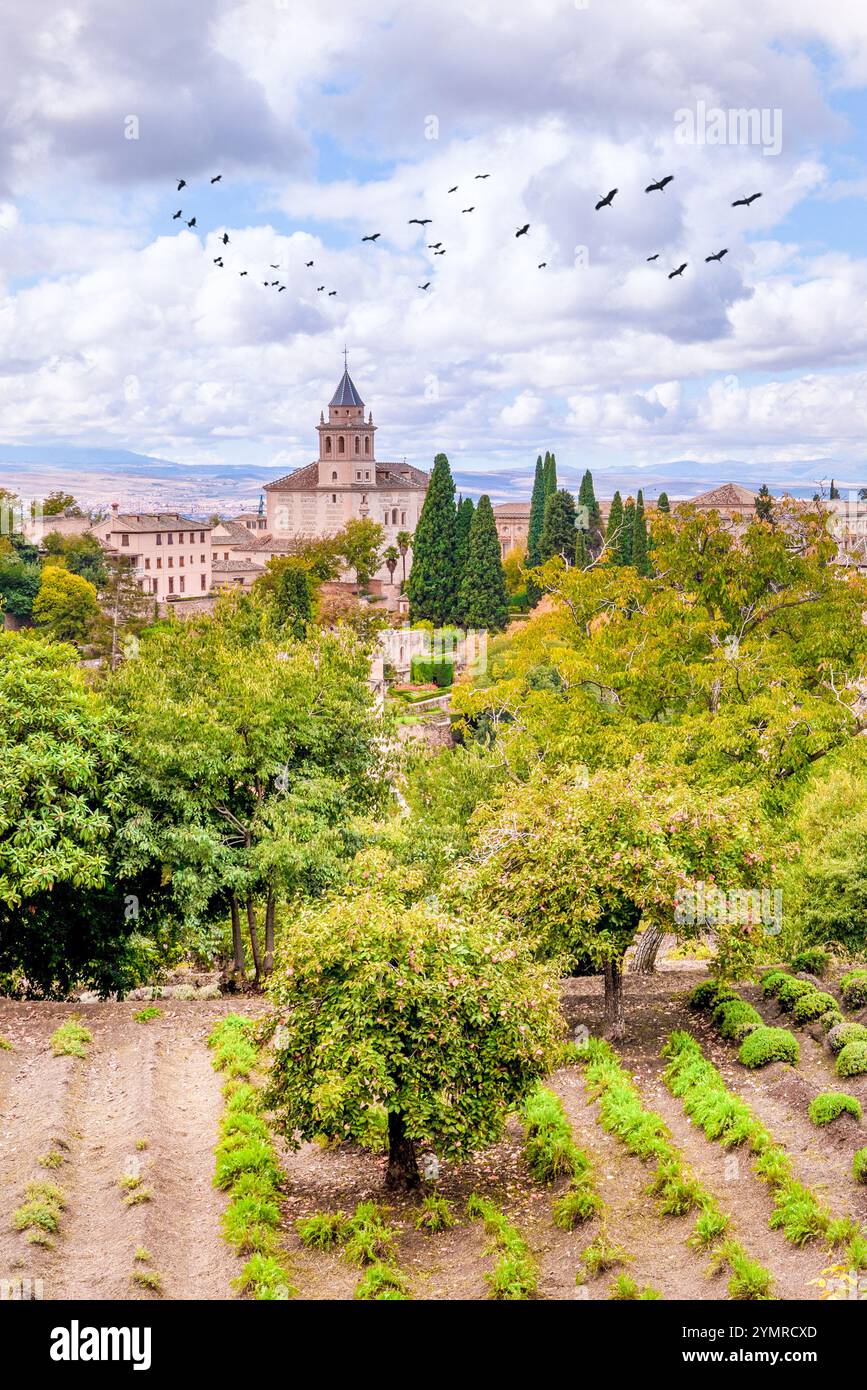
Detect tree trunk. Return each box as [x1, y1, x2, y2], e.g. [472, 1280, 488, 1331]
[246, 894, 263, 987]
[228, 893, 246, 990]
[263, 891, 275, 978]
[385, 1111, 420, 1190]
[603, 959, 626, 1040]
[630, 922, 666, 975]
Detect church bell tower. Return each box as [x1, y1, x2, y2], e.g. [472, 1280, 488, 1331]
[317, 352, 377, 487]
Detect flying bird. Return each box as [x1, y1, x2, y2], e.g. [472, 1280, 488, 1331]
[645, 175, 674, 193]
[239, 271, 248, 276]
[328, 290, 337, 295]
[732, 192, 762, 207]
[537, 262, 547, 269]
[176, 179, 186, 191]
[186, 217, 197, 227]
[646, 253, 660, 261]
[270, 280, 279, 286]
[419, 282, 431, 290]
[448, 185, 458, 193]
[221, 233, 229, 245]
[461, 207, 474, 213]
[428, 242, 443, 249]
[172, 209, 182, 219]
[595, 189, 617, 210]
[515, 223, 530, 237]
[434, 249, 446, 255]
[361, 232, 381, 242]
[705, 248, 729, 263]
[210, 174, 222, 183]
[213, 257, 223, 265]
[409, 218, 432, 226]
[305, 260, 314, 267]
[475, 173, 490, 179]
[668, 263, 687, 278]
[317, 285, 325, 291]
[278, 285, 286, 292]
[270, 264, 280, 269]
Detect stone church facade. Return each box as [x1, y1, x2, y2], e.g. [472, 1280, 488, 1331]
[262, 364, 428, 584]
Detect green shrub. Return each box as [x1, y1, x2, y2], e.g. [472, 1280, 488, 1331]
[791, 990, 840, 1024]
[343, 1202, 396, 1267]
[714, 1241, 773, 1300]
[768, 1180, 831, 1246]
[688, 980, 735, 1011]
[582, 1230, 631, 1278]
[521, 1085, 584, 1183]
[738, 1026, 799, 1069]
[841, 970, 867, 1010]
[552, 1183, 602, 1229]
[409, 658, 454, 687]
[232, 1253, 295, 1300]
[50, 1018, 92, 1058]
[466, 1194, 538, 1300]
[827, 1021, 867, 1053]
[853, 1149, 867, 1185]
[761, 970, 790, 998]
[296, 1210, 348, 1249]
[133, 1006, 163, 1023]
[608, 1273, 662, 1300]
[790, 949, 829, 976]
[354, 1262, 411, 1301]
[712, 998, 762, 1041]
[808, 1092, 862, 1126]
[414, 1194, 458, 1234]
[776, 976, 815, 1011]
[836, 1041, 867, 1078]
[12, 1181, 67, 1240]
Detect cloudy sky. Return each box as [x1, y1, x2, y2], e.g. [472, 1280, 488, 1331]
[2, 0, 867, 509]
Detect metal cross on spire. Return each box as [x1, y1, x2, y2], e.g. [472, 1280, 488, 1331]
[343, 345, 348, 370]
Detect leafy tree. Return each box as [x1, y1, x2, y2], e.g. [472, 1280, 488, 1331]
[407, 453, 457, 625]
[755, 484, 773, 522]
[784, 747, 867, 956]
[264, 890, 563, 1187]
[463, 766, 768, 1036]
[0, 553, 41, 619]
[502, 546, 527, 595]
[272, 534, 342, 582]
[543, 451, 557, 500]
[657, 492, 670, 513]
[458, 495, 509, 632]
[539, 488, 577, 565]
[632, 489, 650, 576]
[383, 545, 399, 584]
[620, 496, 635, 566]
[578, 470, 603, 557]
[454, 496, 475, 606]
[43, 532, 108, 589]
[395, 530, 412, 585]
[830, 479, 840, 500]
[527, 457, 546, 565]
[254, 556, 315, 638]
[98, 555, 154, 667]
[41, 491, 81, 517]
[337, 517, 384, 588]
[0, 633, 165, 996]
[606, 490, 624, 563]
[32, 567, 99, 645]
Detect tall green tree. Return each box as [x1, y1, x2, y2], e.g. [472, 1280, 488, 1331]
[458, 494, 509, 632]
[657, 491, 670, 513]
[606, 490, 624, 563]
[620, 496, 636, 567]
[829, 479, 840, 500]
[540, 489, 578, 565]
[755, 484, 773, 523]
[407, 453, 457, 625]
[578, 470, 603, 557]
[527, 456, 546, 567]
[454, 496, 475, 613]
[543, 451, 557, 500]
[33, 567, 99, 645]
[632, 489, 650, 576]
[254, 556, 315, 638]
[337, 517, 384, 588]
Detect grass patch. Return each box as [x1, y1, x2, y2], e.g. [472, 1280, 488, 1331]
[207, 1014, 259, 1079]
[343, 1202, 396, 1267]
[854, 1149, 867, 1185]
[354, 1262, 411, 1301]
[520, 1084, 601, 1228]
[50, 1018, 92, 1058]
[122, 1186, 153, 1207]
[12, 1181, 66, 1242]
[413, 1194, 458, 1234]
[133, 1007, 162, 1024]
[608, 1273, 662, 1300]
[581, 1229, 631, 1279]
[232, 1253, 295, 1300]
[466, 1194, 538, 1300]
[808, 1092, 862, 1126]
[0, 1034, 13, 1051]
[131, 1269, 163, 1294]
[37, 1150, 65, 1170]
[296, 1210, 349, 1250]
[134, 1247, 151, 1263]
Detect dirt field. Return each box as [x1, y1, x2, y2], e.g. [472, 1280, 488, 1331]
[1, 966, 864, 1301]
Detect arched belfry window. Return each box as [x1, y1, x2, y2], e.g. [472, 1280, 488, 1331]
[365, 437, 370, 455]
[355, 436, 360, 454]
[332, 470, 338, 482]
[338, 436, 345, 454]
[325, 437, 332, 454]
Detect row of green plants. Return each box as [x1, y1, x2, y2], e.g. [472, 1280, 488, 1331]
[576, 1038, 772, 1299]
[688, 979, 799, 1068]
[296, 1199, 412, 1299]
[520, 1084, 602, 1229]
[761, 972, 867, 1077]
[662, 1030, 867, 1255]
[208, 1014, 296, 1300]
[466, 1194, 539, 1300]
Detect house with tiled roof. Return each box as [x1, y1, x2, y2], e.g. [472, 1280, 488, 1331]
[688, 483, 758, 517]
[262, 360, 428, 585]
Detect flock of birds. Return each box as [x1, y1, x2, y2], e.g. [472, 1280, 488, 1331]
[170, 168, 764, 298]
[594, 177, 762, 279]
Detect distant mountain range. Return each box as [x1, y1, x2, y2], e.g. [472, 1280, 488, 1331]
[0, 442, 853, 516]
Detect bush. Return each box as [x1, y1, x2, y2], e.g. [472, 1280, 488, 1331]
[409, 658, 454, 687]
[827, 1021, 867, 1053]
[354, 1262, 411, 1301]
[854, 1149, 867, 1185]
[738, 1027, 799, 1069]
[836, 1041, 867, 1078]
[808, 1092, 862, 1126]
[776, 977, 815, 1012]
[790, 948, 829, 976]
[761, 970, 790, 998]
[841, 970, 867, 1010]
[688, 980, 735, 1011]
[791, 990, 840, 1025]
[712, 998, 762, 1041]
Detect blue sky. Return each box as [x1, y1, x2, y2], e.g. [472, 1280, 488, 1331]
[1, 0, 867, 510]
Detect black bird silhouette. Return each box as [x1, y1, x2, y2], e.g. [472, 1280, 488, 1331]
[317, 285, 325, 291]
[210, 174, 222, 184]
[668, 263, 687, 278]
[213, 257, 223, 265]
[419, 282, 431, 290]
[646, 253, 660, 261]
[645, 176, 674, 193]
[461, 207, 474, 213]
[186, 217, 196, 227]
[270, 280, 279, 286]
[705, 248, 729, 263]
[278, 285, 286, 292]
[172, 209, 182, 219]
[434, 249, 446, 256]
[448, 185, 458, 193]
[361, 233, 380, 242]
[475, 173, 490, 179]
[239, 271, 248, 276]
[221, 233, 229, 245]
[305, 260, 314, 267]
[595, 189, 617, 210]
[537, 262, 547, 269]
[270, 264, 280, 269]
[409, 218, 432, 226]
[732, 192, 762, 207]
[428, 242, 443, 249]
[176, 179, 186, 191]
[515, 223, 530, 237]
[328, 290, 337, 296]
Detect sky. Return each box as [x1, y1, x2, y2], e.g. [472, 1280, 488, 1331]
[2, 0, 867, 510]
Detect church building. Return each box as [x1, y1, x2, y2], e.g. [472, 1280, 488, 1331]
[262, 361, 428, 584]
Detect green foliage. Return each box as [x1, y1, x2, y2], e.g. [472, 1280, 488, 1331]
[337, 516, 385, 588]
[712, 997, 762, 1041]
[354, 1262, 411, 1300]
[836, 1041, 867, 1078]
[608, 1273, 662, 1300]
[133, 1006, 162, 1024]
[760, 970, 790, 998]
[457, 495, 509, 632]
[738, 1026, 799, 1068]
[253, 556, 315, 637]
[521, 1084, 602, 1226]
[232, 1253, 295, 1300]
[688, 979, 735, 1011]
[414, 1194, 458, 1234]
[33, 566, 99, 644]
[841, 969, 867, 1010]
[409, 658, 453, 686]
[343, 1202, 396, 1267]
[827, 1021, 867, 1053]
[789, 947, 829, 976]
[539, 489, 577, 566]
[714, 1241, 774, 1300]
[582, 1230, 631, 1278]
[776, 976, 816, 1011]
[208, 1015, 258, 1079]
[466, 1195, 538, 1300]
[50, 1018, 92, 1058]
[791, 989, 840, 1024]
[265, 891, 562, 1182]
[296, 1210, 348, 1249]
[808, 1092, 862, 1126]
[0, 551, 41, 618]
[131, 1268, 163, 1294]
[407, 453, 457, 625]
[853, 1149, 867, 1184]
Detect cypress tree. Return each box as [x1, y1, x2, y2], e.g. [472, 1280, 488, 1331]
[606, 490, 624, 563]
[574, 528, 588, 569]
[543, 451, 557, 499]
[621, 496, 635, 567]
[454, 495, 475, 607]
[527, 456, 546, 566]
[539, 488, 577, 565]
[458, 494, 509, 632]
[632, 489, 649, 576]
[406, 452, 457, 625]
[657, 491, 670, 513]
[755, 484, 773, 522]
[578, 469, 603, 555]
[830, 479, 840, 500]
